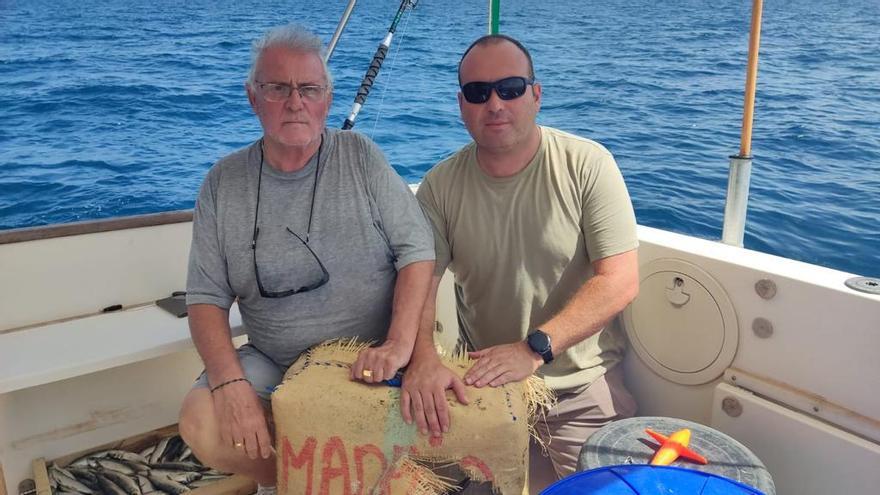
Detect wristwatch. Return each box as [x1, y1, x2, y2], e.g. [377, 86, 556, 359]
[526, 329, 554, 364]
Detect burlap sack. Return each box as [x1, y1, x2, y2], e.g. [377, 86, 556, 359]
[272, 340, 553, 495]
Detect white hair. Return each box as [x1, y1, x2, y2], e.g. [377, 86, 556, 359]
[246, 24, 333, 89]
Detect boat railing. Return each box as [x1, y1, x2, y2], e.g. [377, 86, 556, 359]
[0, 210, 193, 245]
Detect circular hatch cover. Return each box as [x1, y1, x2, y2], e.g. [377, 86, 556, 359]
[622, 258, 738, 385]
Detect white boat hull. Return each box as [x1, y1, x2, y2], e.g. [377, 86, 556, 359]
[1, 216, 877, 495]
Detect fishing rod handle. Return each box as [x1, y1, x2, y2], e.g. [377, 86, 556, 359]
[355, 44, 389, 103]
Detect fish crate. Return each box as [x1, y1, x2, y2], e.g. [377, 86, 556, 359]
[29, 424, 256, 495]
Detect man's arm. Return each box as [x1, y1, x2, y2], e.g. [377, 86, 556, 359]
[189, 304, 273, 460]
[350, 259, 434, 382]
[395, 274, 469, 438]
[189, 304, 241, 384]
[464, 249, 639, 387]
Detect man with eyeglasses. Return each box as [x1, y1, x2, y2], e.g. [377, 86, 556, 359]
[403, 34, 640, 485]
[178, 24, 434, 494]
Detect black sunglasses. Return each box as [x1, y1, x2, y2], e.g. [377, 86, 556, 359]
[253, 227, 329, 298]
[461, 76, 535, 104]
[251, 137, 330, 298]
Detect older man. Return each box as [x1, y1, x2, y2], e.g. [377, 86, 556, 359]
[178, 24, 434, 492]
[404, 34, 639, 482]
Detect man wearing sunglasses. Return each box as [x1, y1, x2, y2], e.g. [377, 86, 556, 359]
[405, 34, 640, 485]
[178, 24, 435, 494]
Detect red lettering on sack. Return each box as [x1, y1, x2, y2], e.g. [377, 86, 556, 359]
[391, 444, 420, 462]
[319, 436, 352, 495]
[353, 444, 386, 495]
[460, 455, 494, 482]
[281, 436, 317, 494]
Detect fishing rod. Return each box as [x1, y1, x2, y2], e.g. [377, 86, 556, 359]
[341, 0, 419, 130]
[325, 0, 358, 63]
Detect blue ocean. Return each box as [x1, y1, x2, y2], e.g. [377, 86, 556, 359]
[1, 0, 878, 277]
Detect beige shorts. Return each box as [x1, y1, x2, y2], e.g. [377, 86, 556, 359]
[533, 364, 638, 479]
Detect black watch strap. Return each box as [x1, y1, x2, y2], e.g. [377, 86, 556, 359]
[526, 329, 554, 364]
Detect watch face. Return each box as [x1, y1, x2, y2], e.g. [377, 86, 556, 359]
[528, 330, 553, 363]
[528, 331, 550, 352]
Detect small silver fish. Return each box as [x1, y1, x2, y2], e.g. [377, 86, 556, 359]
[176, 446, 192, 462]
[92, 459, 136, 475]
[68, 450, 111, 467]
[104, 450, 150, 465]
[160, 436, 184, 463]
[51, 465, 77, 480]
[150, 470, 202, 484]
[66, 467, 99, 486]
[101, 470, 142, 495]
[151, 462, 207, 472]
[149, 437, 172, 465]
[138, 445, 156, 459]
[148, 474, 189, 494]
[49, 466, 93, 494]
[137, 475, 158, 495]
[95, 474, 129, 495]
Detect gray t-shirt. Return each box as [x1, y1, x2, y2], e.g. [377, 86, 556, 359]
[186, 128, 434, 367]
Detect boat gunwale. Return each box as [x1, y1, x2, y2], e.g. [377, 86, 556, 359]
[0, 210, 193, 245]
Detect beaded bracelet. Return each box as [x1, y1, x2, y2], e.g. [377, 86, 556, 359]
[210, 377, 251, 394]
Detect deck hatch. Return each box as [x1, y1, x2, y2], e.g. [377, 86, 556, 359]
[623, 258, 738, 385]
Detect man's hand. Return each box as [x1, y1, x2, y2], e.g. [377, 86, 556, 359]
[401, 356, 469, 437]
[212, 380, 273, 460]
[464, 341, 543, 388]
[351, 339, 412, 383]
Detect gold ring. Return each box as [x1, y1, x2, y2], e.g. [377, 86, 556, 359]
[362, 369, 373, 378]
[234, 442, 243, 448]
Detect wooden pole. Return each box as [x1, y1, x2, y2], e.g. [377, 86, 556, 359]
[739, 0, 764, 157]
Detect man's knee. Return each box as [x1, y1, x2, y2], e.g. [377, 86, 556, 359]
[178, 388, 215, 455]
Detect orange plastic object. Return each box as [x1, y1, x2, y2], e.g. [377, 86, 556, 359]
[645, 428, 709, 466]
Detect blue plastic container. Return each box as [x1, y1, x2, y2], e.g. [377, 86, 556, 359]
[541, 465, 766, 495]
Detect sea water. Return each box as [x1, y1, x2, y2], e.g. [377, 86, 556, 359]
[1, 0, 878, 277]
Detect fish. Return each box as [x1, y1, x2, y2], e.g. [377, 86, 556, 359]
[150, 470, 202, 484]
[137, 475, 158, 495]
[104, 450, 151, 465]
[139, 445, 156, 459]
[100, 469, 142, 495]
[69, 450, 110, 467]
[91, 458, 137, 475]
[95, 473, 129, 495]
[176, 446, 192, 462]
[151, 461, 207, 472]
[49, 465, 94, 494]
[65, 467, 100, 491]
[149, 436, 172, 465]
[51, 465, 77, 480]
[148, 474, 190, 494]
[161, 436, 184, 463]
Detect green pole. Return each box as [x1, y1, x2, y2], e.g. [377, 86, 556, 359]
[489, 0, 500, 34]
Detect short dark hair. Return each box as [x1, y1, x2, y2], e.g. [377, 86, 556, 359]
[457, 34, 535, 86]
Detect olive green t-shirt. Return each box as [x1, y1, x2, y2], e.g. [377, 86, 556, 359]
[417, 126, 638, 390]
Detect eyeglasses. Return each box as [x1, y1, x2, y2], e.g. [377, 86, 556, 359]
[255, 81, 328, 103]
[251, 137, 329, 298]
[460, 76, 535, 104]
